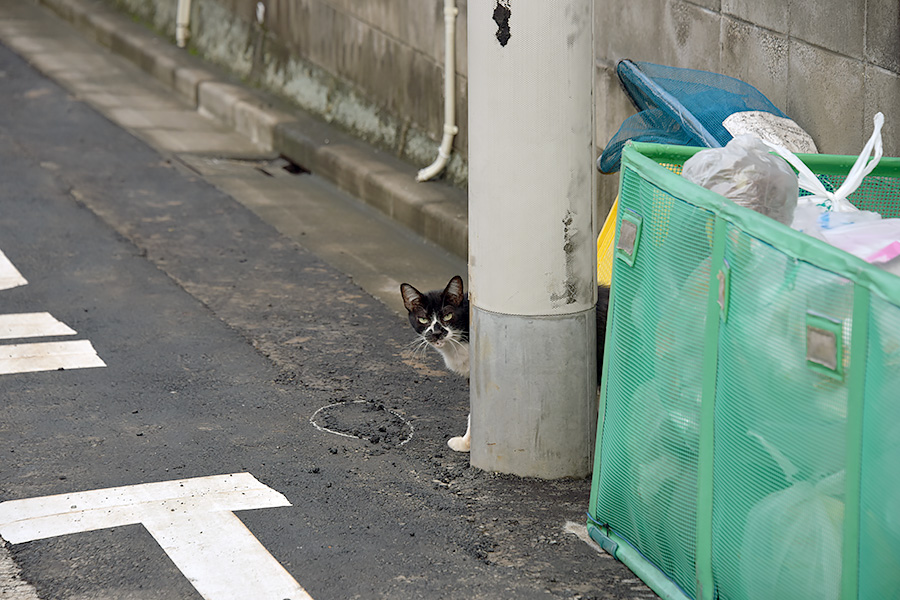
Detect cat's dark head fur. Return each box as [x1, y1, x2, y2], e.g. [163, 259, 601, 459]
[400, 276, 470, 377]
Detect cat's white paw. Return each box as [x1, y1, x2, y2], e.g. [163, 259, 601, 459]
[447, 413, 471, 452]
[447, 435, 470, 452]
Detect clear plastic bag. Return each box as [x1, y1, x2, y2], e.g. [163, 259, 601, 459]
[741, 478, 844, 600]
[682, 135, 798, 225]
[740, 432, 844, 600]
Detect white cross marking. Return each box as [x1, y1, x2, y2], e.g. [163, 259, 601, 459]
[0, 473, 313, 600]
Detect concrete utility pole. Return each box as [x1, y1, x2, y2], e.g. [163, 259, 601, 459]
[468, 0, 597, 478]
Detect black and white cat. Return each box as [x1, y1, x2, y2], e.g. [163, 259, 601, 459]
[400, 276, 472, 451]
[401, 276, 610, 453]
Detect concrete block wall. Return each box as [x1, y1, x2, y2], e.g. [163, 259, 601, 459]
[595, 0, 900, 215]
[100, 0, 899, 217]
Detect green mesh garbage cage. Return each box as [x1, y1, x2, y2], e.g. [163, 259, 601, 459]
[588, 141, 900, 600]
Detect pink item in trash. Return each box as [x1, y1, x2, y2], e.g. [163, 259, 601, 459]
[867, 241, 900, 264]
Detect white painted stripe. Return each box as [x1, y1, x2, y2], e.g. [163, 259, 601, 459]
[145, 510, 312, 600]
[0, 474, 313, 600]
[0, 250, 27, 290]
[0, 340, 106, 375]
[0, 313, 77, 340]
[0, 473, 286, 542]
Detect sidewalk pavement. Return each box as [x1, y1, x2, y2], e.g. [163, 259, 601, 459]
[30, 0, 468, 262]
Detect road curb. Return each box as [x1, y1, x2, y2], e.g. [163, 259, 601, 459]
[33, 0, 468, 261]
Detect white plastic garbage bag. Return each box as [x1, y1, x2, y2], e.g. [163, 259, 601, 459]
[766, 112, 884, 213]
[791, 203, 900, 266]
[768, 113, 900, 271]
[821, 219, 900, 264]
[741, 479, 844, 600]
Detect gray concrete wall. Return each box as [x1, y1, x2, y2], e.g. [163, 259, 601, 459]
[101, 0, 899, 213]
[595, 0, 900, 215]
[103, 0, 469, 186]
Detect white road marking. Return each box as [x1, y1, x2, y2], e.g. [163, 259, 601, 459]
[0, 312, 77, 340]
[145, 510, 310, 600]
[0, 473, 313, 600]
[0, 248, 105, 375]
[0, 340, 106, 375]
[0, 250, 27, 290]
[0, 544, 41, 600]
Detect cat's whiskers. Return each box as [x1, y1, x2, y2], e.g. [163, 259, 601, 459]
[444, 336, 465, 352]
[403, 336, 432, 361]
[415, 338, 431, 359]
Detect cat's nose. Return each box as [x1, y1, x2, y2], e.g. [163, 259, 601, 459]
[430, 327, 447, 341]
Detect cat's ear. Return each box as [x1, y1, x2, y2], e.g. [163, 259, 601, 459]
[442, 276, 465, 307]
[400, 283, 424, 313]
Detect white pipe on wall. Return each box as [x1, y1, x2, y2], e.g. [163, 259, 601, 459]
[416, 0, 459, 183]
[176, 0, 192, 48]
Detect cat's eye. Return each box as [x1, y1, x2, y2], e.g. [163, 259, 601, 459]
[418, 317, 429, 324]
[442, 313, 453, 321]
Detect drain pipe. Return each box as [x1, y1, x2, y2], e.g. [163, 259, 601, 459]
[416, 0, 459, 182]
[176, 0, 192, 48]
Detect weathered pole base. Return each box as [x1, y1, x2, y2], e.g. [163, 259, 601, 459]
[469, 305, 598, 479]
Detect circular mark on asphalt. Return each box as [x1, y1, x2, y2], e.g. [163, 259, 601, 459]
[310, 401, 413, 447]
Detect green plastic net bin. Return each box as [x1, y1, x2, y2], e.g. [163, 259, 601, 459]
[588, 141, 900, 600]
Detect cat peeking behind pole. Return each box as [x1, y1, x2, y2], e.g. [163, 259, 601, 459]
[401, 276, 471, 451]
[400, 275, 610, 453]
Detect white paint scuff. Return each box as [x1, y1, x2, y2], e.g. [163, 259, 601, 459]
[310, 400, 414, 446]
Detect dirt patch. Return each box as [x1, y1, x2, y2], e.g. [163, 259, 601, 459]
[310, 400, 413, 447]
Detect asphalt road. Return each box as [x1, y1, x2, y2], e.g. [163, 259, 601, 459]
[0, 24, 654, 600]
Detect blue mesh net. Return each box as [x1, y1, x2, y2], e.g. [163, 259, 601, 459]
[598, 60, 789, 173]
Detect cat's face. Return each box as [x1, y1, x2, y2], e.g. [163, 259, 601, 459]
[400, 275, 469, 349]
